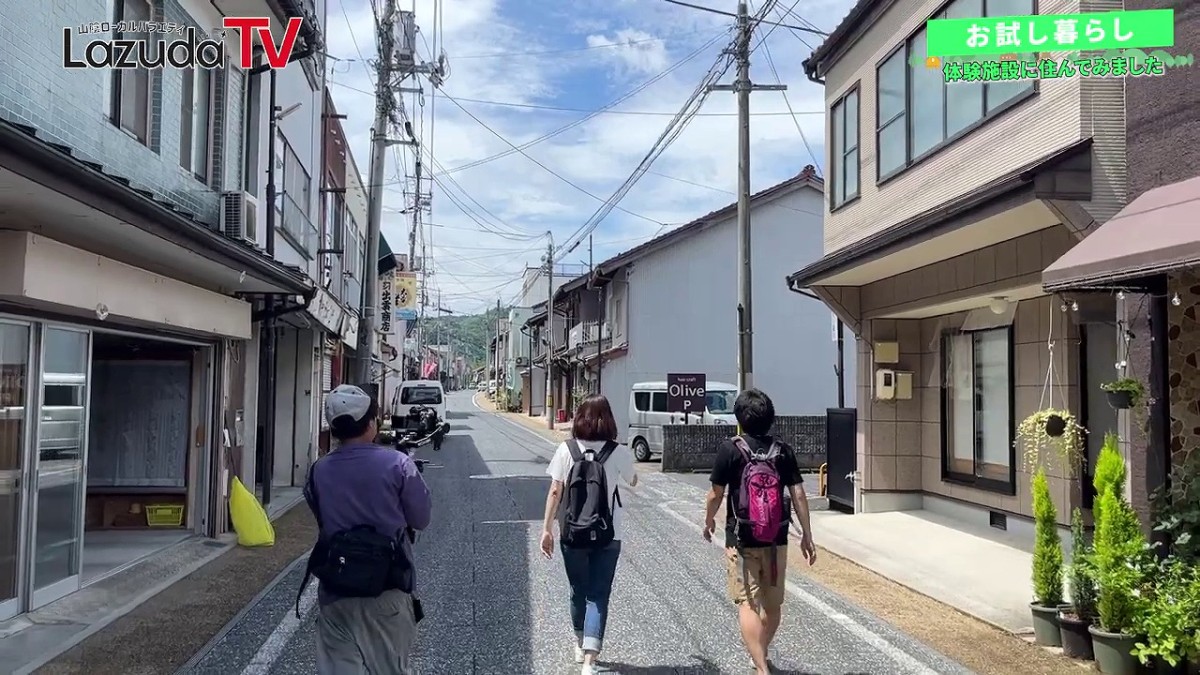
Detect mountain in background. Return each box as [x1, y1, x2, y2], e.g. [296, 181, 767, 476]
[420, 305, 510, 368]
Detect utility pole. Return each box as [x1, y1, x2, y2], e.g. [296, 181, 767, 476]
[588, 234, 600, 395]
[545, 233, 555, 429]
[494, 297, 501, 389]
[710, 0, 785, 393]
[355, 0, 398, 385]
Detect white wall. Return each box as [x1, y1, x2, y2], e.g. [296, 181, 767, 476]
[600, 185, 856, 437]
[517, 268, 577, 309]
[272, 326, 316, 487]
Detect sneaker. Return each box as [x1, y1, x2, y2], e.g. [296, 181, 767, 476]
[581, 664, 597, 675]
[574, 644, 584, 664]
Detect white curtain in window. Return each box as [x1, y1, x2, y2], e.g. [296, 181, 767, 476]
[976, 330, 1010, 466]
[949, 333, 974, 462]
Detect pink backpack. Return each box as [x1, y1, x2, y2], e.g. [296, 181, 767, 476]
[732, 436, 785, 544]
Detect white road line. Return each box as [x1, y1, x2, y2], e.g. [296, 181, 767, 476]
[468, 393, 559, 448]
[240, 582, 318, 675]
[655, 502, 941, 675]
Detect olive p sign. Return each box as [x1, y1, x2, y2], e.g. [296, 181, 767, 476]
[667, 373, 706, 417]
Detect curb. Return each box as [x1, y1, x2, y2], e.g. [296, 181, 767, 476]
[173, 551, 311, 674]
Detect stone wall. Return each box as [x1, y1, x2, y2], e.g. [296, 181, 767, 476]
[661, 416, 826, 473]
[1168, 269, 1200, 466]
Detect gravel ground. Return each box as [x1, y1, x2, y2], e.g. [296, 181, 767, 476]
[33, 505, 318, 675]
[180, 392, 973, 674]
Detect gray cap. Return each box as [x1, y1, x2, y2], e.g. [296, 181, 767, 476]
[325, 384, 372, 425]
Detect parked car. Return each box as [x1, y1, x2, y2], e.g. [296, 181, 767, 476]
[487, 379, 496, 397]
[626, 380, 738, 462]
[391, 379, 447, 425]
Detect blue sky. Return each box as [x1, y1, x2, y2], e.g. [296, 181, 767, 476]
[324, 0, 854, 314]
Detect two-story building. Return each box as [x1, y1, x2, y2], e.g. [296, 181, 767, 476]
[787, 0, 1127, 531]
[548, 168, 849, 442]
[1037, 0, 1200, 526]
[0, 0, 322, 621]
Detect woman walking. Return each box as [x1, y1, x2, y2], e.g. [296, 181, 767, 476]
[540, 395, 639, 674]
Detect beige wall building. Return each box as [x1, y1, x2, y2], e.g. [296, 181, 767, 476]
[789, 0, 1129, 531]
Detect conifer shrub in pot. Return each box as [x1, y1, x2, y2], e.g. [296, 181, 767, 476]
[1030, 468, 1066, 647]
[1060, 507, 1098, 660]
[1090, 489, 1150, 675]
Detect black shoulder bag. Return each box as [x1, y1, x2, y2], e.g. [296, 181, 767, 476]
[296, 461, 423, 622]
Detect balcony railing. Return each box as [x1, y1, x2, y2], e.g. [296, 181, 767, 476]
[280, 194, 317, 259]
[568, 321, 611, 350]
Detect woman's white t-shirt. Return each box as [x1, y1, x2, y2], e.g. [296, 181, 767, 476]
[547, 439, 637, 541]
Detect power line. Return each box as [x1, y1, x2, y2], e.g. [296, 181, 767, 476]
[658, 0, 828, 35]
[754, 0, 823, 175]
[442, 30, 731, 175]
[431, 94, 822, 117]
[450, 29, 710, 59]
[438, 91, 670, 227]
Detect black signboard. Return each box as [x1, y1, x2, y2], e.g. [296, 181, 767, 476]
[667, 373, 706, 415]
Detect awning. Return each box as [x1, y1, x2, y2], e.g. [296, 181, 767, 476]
[378, 235, 397, 275]
[1043, 175, 1200, 291]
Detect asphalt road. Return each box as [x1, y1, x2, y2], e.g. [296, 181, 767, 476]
[178, 392, 973, 675]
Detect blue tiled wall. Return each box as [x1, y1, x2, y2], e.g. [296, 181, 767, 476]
[0, 0, 243, 227]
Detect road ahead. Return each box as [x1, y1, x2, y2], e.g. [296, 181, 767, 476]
[180, 392, 972, 674]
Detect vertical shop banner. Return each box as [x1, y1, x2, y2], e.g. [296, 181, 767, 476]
[395, 272, 418, 320]
[379, 274, 395, 336]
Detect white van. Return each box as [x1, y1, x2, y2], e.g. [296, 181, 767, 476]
[626, 380, 738, 462]
[392, 379, 447, 423]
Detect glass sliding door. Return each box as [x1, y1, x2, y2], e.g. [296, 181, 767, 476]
[0, 321, 32, 620]
[30, 327, 91, 609]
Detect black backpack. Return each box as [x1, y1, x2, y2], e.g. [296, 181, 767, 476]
[295, 459, 414, 617]
[558, 439, 621, 548]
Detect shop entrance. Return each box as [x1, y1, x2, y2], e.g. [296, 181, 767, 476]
[0, 321, 214, 622]
[82, 333, 200, 584]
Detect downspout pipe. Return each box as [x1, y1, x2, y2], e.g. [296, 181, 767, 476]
[787, 283, 845, 409]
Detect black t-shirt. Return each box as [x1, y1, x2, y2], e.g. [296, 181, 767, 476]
[709, 435, 803, 549]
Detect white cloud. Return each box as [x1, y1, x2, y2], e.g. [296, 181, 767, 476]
[323, 0, 852, 315]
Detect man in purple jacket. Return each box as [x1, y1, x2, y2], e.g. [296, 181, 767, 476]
[306, 384, 432, 674]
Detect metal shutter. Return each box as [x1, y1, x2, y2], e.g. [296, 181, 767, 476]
[320, 345, 333, 430]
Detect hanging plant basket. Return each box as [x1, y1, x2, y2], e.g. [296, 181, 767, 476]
[1017, 409, 1086, 473]
[1100, 378, 1145, 411]
[1044, 413, 1067, 437]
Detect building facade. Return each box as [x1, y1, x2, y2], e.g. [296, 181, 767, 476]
[789, 0, 1127, 531]
[545, 169, 849, 437]
[0, 0, 322, 621]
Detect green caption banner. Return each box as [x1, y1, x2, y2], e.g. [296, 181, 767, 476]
[926, 9, 1174, 57]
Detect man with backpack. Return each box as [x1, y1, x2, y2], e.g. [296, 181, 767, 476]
[302, 384, 432, 674]
[703, 389, 816, 675]
[539, 395, 638, 675]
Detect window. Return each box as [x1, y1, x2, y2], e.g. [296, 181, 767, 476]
[876, 0, 1035, 181]
[110, 0, 152, 144]
[706, 390, 735, 414]
[180, 65, 215, 182]
[829, 87, 860, 208]
[650, 392, 668, 413]
[276, 133, 316, 257]
[634, 392, 650, 411]
[400, 386, 442, 405]
[941, 327, 1014, 492]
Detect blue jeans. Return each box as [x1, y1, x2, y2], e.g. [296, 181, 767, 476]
[561, 540, 622, 653]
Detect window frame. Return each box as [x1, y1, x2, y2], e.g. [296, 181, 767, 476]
[875, 0, 1039, 185]
[828, 82, 861, 211]
[634, 391, 650, 412]
[939, 325, 1016, 494]
[109, 0, 154, 145]
[179, 64, 217, 184]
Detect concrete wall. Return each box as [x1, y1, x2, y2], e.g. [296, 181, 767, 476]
[600, 185, 852, 436]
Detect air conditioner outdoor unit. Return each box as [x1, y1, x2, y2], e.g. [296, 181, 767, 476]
[220, 191, 259, 246]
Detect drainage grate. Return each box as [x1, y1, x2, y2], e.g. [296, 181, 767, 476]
[989, 510, 1007, 531]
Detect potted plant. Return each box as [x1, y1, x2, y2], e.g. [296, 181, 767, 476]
[1133, 557, 1200, 675]
[1031, 468, 1066, 646]
[1017, 409, 1086, 473]
[1100, 378, 1146, 410]
[1090, 489, 1149, 675]
[1093, 433, 1127, 524]
[1060, 507, 1098, 660]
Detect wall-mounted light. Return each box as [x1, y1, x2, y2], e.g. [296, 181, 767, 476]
[95, 303, 109, 320]
[988, 296, 1010, 315]
[1172, 292, 1182, 306]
